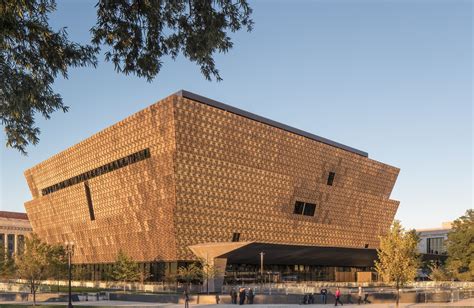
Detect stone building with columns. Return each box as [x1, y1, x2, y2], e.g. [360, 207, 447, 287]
[24, 91, 399, 288]
[0, 211, 32, 257]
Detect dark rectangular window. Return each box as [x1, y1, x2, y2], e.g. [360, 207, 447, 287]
[427, 237, 444, 254]
[327, 172, 335, 186]
[84, 182, 95, 221]
[293, 201, 305, 214]
[0, 234, 4, 252]
[293, 201, 316, 217]
[232, 232, 240, 242]
[303, 203, 316, 216]
[7, 234, 14, 257]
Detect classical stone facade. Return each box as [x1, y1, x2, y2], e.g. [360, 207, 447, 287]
[24, 91, 399, 267]
[0, 211, 32, 256]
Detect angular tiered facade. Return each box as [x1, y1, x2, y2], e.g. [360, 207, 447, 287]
[24, 91, 399, 265]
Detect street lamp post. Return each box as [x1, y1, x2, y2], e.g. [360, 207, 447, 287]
[259, 252, 264, 286]
[65, 241, 75, 308]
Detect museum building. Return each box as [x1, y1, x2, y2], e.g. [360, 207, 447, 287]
[24, 91, 400, 287]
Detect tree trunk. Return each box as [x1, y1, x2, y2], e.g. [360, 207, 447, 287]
[32, 282, 36, 306]
[396, 281, 400, 307]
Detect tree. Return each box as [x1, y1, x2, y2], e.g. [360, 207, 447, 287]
[0, 249, 16, 280]
[1, 0, 98, 154]
[375, 220, 420, 307]
[446, 209, 474, 281]
[72, 265, 90, 284]
[15, 233, 66, 305]
[48, 245, 68, 292]
[1, 0, 253, 154]
[176, 263, 201, 292]
[138, 267, 151, 284]
[428, 261, 449, 281]
[110, 250, 140, 292]
[199, 258, 219, 294]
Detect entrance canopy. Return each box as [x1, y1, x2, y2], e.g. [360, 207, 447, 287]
[190, 242, 377, 267]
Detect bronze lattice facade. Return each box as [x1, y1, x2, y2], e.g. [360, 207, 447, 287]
[24, 91, 399, 266]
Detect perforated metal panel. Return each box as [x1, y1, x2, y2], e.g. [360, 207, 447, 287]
[24, 92, 399, 264]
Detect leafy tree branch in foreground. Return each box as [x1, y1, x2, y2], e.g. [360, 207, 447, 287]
[1, 0, 253, 154]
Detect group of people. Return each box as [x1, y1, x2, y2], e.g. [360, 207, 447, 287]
[230, 287, 255, 305]
[184, 285, 372, 306]
[301, 286, 372, 306]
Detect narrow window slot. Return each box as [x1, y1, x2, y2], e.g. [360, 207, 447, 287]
[327, 172, 336, 186]
[84, 182, 95, 221]
[232, 232, 240, 242]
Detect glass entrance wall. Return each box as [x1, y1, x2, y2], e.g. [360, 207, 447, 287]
[71, 261, 373, 283]
[224, 263, 373, 284]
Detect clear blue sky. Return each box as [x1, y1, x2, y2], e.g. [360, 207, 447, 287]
[1, 0, 472, 229]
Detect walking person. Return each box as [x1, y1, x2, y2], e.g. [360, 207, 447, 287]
[358, 286, 363, 305]
[248, 288, 254, 304]
[334, 287, 343, 306]
[239, 287, 246, 305]
[320, 288, 328, 304]
[363, 292, 371, 304]
[302, 294, 309, 305]
[231, 288, 237, 304]
[346, 292, 354, 304]
[184, 289, 190, 308]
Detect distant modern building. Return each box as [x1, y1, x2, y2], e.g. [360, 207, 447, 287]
[24, 91, 400, 287]
[416, 222, 452, 256]
[0, 211, 32, 257]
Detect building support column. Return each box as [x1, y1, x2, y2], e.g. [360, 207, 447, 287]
[189, 241, 253, 293]
[14, 233, 18, 257]
[205, 257, 227, 293]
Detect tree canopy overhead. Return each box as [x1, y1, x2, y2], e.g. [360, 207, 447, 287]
[92, 0, 253, 82]
[1, 0, 253, 154]
[1, 0, 97, 154]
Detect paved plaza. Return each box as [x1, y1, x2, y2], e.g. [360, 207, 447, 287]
[1, 298, 474, 307]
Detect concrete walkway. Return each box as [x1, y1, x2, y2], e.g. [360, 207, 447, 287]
[1, 297, 474, 307]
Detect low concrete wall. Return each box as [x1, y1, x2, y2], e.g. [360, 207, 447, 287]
[110, 293, 179, 303]
[109, 293, 223, 304]
[0, 293, 28, 302]
[0, 292, 78, 303]
[10, 278, 474, 294]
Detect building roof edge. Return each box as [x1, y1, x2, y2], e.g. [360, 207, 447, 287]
[175, 90, 369, 157]
[0, 211, 29, 220]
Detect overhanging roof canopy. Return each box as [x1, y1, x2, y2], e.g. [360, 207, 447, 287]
[190, 242, 377, 267]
